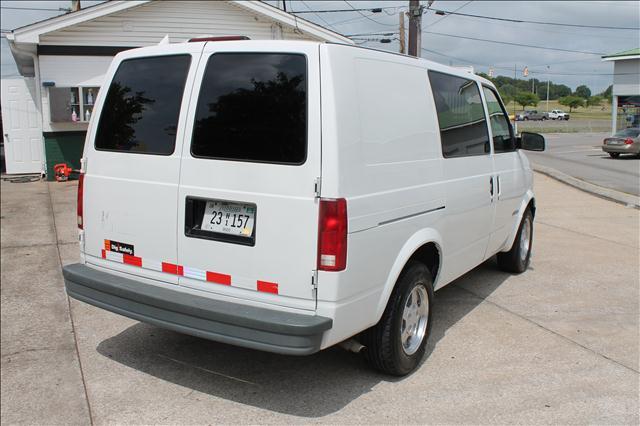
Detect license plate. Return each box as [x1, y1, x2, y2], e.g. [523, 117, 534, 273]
[609, 140, 622, 145]
[201, 200, 255, 237]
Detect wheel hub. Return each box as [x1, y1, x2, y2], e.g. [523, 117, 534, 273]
[401, 285, 429, 355]
[520, 216, 532, 263]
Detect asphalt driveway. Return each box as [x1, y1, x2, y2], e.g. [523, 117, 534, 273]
[527, 132, 640, 196]
[1, 173, 638, 424]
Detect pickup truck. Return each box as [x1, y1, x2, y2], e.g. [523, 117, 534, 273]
[517, 110, 548, 121]
[548, 110, 570, 120]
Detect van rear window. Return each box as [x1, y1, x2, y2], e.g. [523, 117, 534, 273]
[428, 71, 490, 158]
[191, 53, 307, 165]
[95, 55, 191, 155]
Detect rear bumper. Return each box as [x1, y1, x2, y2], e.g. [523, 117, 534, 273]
[602, 144, 640, 154]
[63, 263, 332, 355]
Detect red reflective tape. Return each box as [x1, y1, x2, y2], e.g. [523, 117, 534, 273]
[257, 280, 278, 294]
[123, 254, 143, 267]
[101, 249, 106, 259]
[162, 262, 184, 276]
[206, 271, 231, 285]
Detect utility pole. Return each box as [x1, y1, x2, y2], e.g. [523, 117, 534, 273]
[408, 0, 422, 57]
[513, 64, 517, 116]
[546, 66, 550, 112]
[399, 11, 406, 54]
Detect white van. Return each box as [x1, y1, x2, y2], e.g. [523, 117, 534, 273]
[63, 39, 545, 376]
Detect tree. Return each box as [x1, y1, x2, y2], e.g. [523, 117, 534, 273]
[554, 84, 572, 99]
[587, 95, 603, 107]
[574, 85, 591, 99]
[559, 95, 585, 112]
[514, 91, 540, 110]
[599, 85, 613, 102]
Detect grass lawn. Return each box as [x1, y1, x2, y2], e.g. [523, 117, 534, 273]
[505, 99, 614, 133]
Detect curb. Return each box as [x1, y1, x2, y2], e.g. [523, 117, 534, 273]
[532, 164, 640, 209]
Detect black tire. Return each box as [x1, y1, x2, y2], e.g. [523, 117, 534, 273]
[524, 117, 529, 121]
[609, 152, 620, 159]
[497, 209, 533, 273]
[360, 261, 434, 376]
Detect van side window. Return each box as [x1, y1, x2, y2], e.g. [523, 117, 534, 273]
[191, 53, 307, 165]
[428, 71, 490, 158]
[95, 55, 191, 155]
[482, 86, 515, 152]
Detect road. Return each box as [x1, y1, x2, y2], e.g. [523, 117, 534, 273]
[526, 132, 640, 196]
[1, 177, 638, 424]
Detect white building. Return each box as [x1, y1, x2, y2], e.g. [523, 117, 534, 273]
[2, 0, 351, 176]
[601, 48, 640, 135]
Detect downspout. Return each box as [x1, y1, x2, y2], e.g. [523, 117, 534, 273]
[8, 40, 46, 177]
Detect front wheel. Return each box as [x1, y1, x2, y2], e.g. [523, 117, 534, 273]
[609, 152, 620, 159]
[497, 209, 533, 273]
[360, 261, 434, 376]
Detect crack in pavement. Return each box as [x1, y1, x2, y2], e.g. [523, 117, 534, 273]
[453, 284, 640, 375]
[46, 182, 95, 426]
[536, 220, 638, 249]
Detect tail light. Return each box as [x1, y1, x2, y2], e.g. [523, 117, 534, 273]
[317, 198, 347, 271]
[624, 138, 634, 145]
[77, 173, 84, 229]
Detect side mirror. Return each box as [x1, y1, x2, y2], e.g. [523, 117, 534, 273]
[517, 132, 545, 151]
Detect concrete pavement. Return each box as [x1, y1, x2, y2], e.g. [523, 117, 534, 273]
[527, 132, 640, 196]
[1, 174, 638, 424]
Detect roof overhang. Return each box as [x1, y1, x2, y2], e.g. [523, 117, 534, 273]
[7, 39, 37, 77]
[602, 55, 640, 62]
[8, 0, 352, 45]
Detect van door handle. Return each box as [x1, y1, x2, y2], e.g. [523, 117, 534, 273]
[489, 176, 494, 198]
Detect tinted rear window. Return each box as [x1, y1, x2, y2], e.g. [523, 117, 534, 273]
[428, 71, 489, 158]
[95, 55, 191, 155]
[191, 53, 307, 165]
[615, 128, 640, 137]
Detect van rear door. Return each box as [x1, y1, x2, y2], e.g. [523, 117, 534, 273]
[177, 42, 321, 311]
[82, 43, 202, 283]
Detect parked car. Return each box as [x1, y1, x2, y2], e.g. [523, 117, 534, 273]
[602, 127, 640, 158]
[519, 110, 548, 121]
[548, 109, 570, 120]
[62, 39, 545, 376]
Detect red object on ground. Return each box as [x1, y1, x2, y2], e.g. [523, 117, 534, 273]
[53, 163, 78, 182]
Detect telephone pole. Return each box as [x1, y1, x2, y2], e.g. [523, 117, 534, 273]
[399, 11, 406, 54]
[408, 0, 422, 57]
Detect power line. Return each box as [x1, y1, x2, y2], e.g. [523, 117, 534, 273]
[346, 31, 398, 37]
[422, 30, 606, 55]
[427, 8, 640, 30]
[419, 47, 635, 77]
[0, 6, 70, 12]
[427, 0, 473, 29]
[292, 6, 390, 14]
[297, 0, 338, 32]
[343, 0, 398, 27]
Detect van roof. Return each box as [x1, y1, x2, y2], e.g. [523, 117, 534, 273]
[118, 39, 495, 90]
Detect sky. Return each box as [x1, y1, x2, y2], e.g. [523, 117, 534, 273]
[1, 0, 639, 93]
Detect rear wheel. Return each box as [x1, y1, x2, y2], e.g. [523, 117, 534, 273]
[361, 261, 434, 376]
[497, 209, 533, 273]
[609, 152, 620, 159]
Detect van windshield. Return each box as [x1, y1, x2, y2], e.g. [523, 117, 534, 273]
[191, 53, 307, 165]
[95, 55, 191, 155]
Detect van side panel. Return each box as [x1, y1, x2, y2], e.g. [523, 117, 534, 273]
[317, 44, 445, 346]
